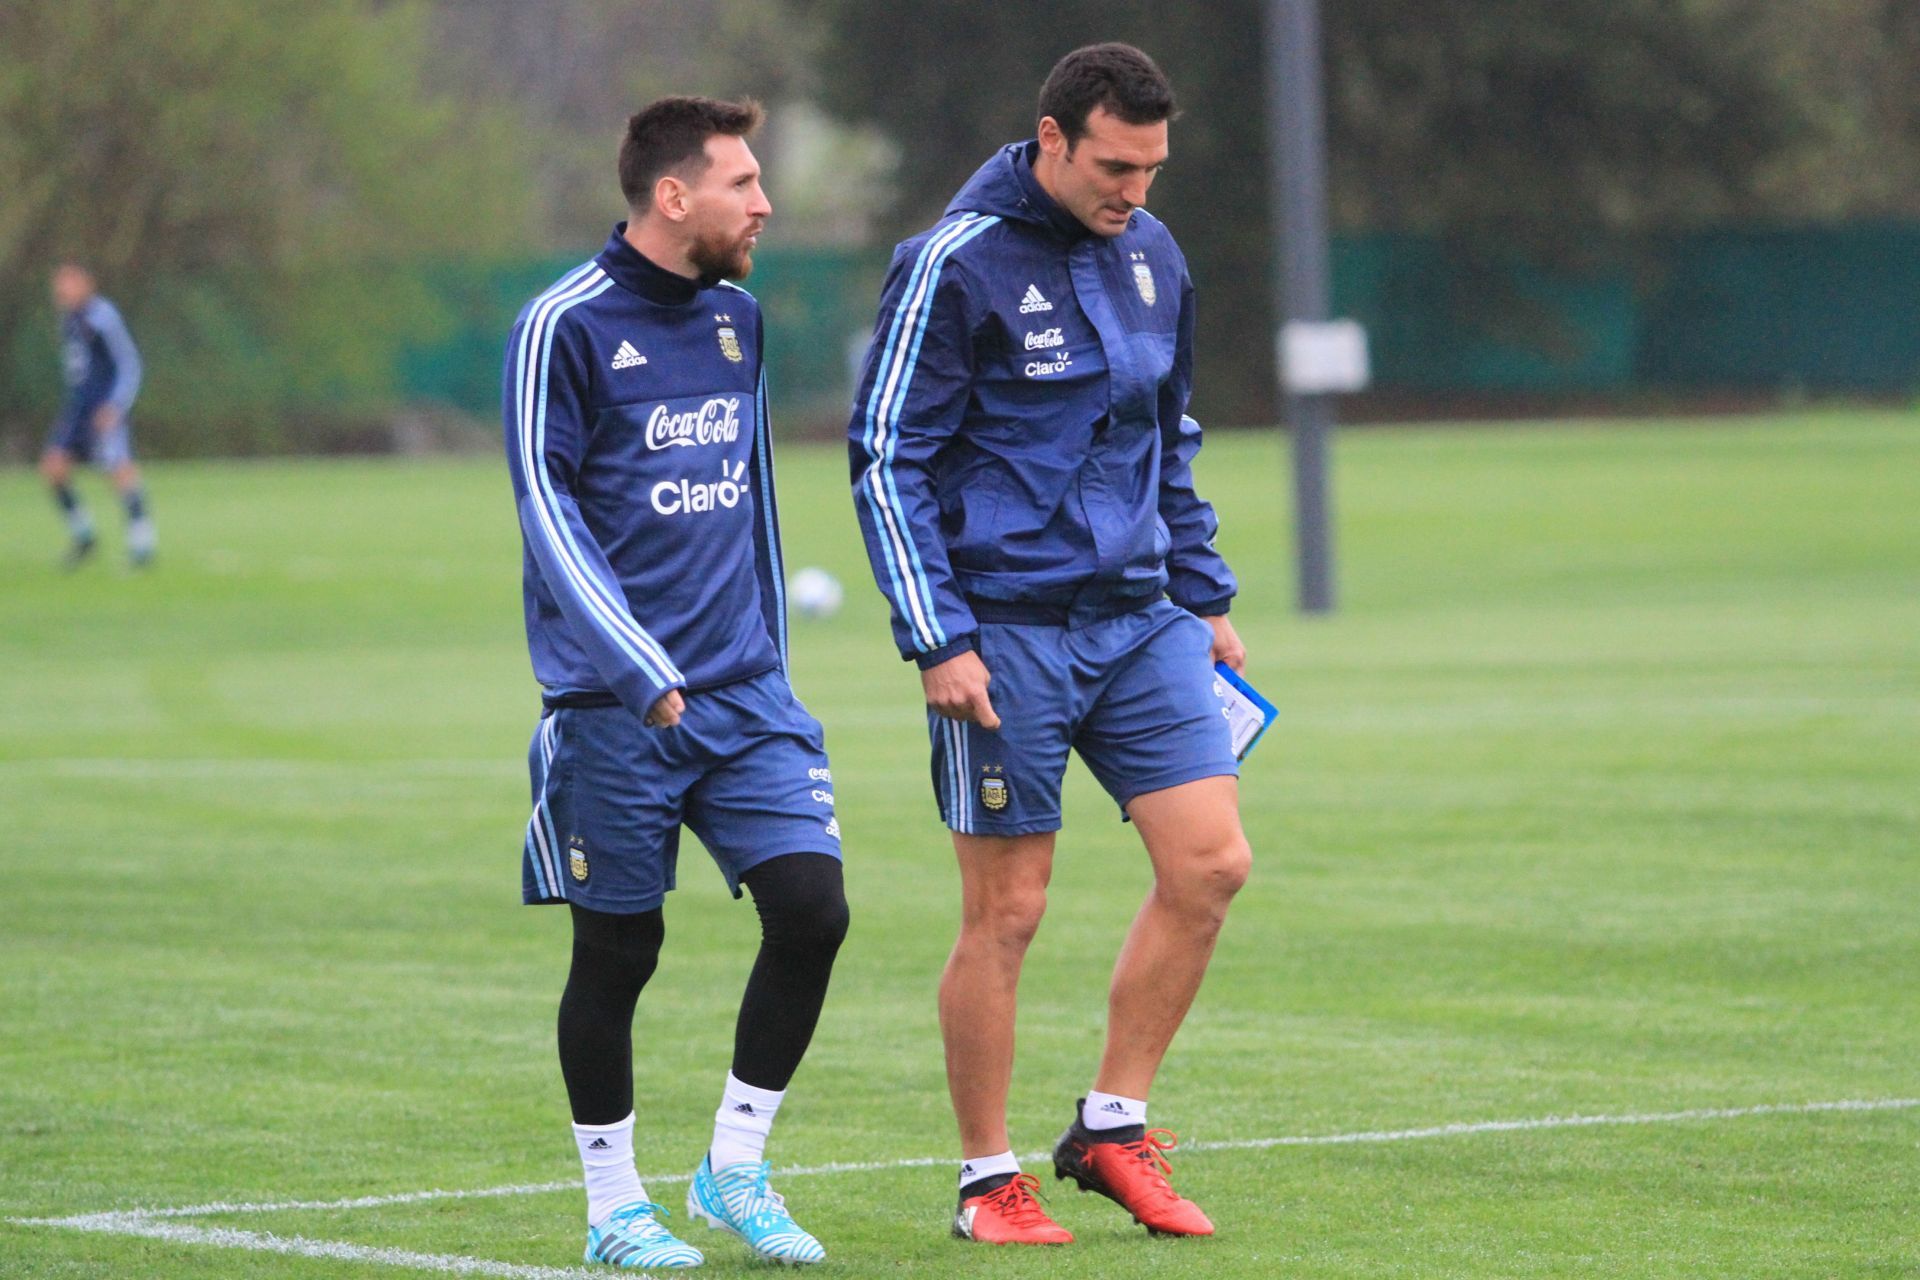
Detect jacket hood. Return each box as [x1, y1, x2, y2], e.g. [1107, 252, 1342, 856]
[945, 141, 1091, 240]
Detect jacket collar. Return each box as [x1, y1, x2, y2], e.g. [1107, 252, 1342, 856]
[947, 141, 1097, 243]
[1010, 142, 1096, 242]
[596, 224, 702, 305]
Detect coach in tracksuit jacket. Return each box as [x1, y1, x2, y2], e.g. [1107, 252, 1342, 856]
[849, 44, 1250, 1245]
[504, 97, 841, 1269]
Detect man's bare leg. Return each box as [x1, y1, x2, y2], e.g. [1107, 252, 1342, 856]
[941, 830, 1056, 1157]
[1093, 775, 1250, 1100]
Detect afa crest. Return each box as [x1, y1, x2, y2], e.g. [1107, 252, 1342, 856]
[1132, 261, 1157, 307]
[716, 324, 744, 363]
[978, 765, 1009, 813]
[568, 838, 589, 882]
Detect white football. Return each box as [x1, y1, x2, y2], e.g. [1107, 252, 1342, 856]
[789, 566, 843, 618]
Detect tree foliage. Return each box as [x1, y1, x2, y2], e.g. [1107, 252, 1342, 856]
[805, 0, 1920, 421]
[0, 0, 537, 453]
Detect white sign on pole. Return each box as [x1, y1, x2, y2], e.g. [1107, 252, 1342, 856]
[1279, 319, 1371, 394]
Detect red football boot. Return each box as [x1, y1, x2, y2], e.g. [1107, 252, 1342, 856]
[1053, 1105, 1215, 1237]
[952, 1172, 1074, 1245]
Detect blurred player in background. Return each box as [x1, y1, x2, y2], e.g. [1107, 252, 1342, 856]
[848, 43, 1250, 1244]
[504, 97, 846, 1269]
[41, 262, 155, 569]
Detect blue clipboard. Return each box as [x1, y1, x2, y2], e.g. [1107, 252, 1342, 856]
[1213, 663, 1277, 762]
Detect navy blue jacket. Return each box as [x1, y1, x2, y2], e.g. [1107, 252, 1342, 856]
[504, 228, 789, 718]
[60, 296, 142, 423]
[848, 141, 1236, 667]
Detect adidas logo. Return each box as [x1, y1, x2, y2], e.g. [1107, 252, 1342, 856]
[586, 1137, 611, 1150]
[1018, 284, 1053, 314]
[733, 1102, 756, 1116]
[960, 1163, 976, 1178]
[1098, 1100, 1129, 1114]
[611, 340, 647, 370]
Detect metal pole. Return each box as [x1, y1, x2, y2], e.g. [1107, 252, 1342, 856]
[1267, 0, 1336, 613]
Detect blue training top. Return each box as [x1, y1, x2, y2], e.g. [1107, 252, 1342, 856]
[847, 140, 1237, 669]
[503, 226, 789, 718]
[61, 295, 143, 421]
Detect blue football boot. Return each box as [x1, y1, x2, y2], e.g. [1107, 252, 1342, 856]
[583, 1200, 704, 1269]
[686, 1155, 826, 1264]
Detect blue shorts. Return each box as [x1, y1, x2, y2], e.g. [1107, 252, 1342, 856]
[523, 668, 841, 913]
[47, 408, 132, 469]
[929, 599, 1238, 836]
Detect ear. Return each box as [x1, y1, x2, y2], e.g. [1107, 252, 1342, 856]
[1037, 115, 1069, 161]
[652, 173, 691, 223]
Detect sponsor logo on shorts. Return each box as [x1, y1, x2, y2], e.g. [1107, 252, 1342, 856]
[979, 764, 1009, 812]
[568, 838, 590, 882]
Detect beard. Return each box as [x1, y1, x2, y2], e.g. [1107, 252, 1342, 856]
[688, 224, 756, 285]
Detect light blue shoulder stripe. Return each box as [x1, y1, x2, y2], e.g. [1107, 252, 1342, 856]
[876, 215, 1000, 640]
[513, 264, 684, 687]
[857, 213, 1001, 651]
[754, 366, 788, 670]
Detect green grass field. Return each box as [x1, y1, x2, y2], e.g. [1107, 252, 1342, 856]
[2, 411, 1916, 1278]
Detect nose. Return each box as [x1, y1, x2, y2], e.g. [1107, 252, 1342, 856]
[750, 184, 772, 220]
[1122, 172, 1154, 209]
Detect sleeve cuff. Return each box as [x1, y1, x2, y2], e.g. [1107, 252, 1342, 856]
[1179, 598, 1233, 618]
[911, 634, 978, 669]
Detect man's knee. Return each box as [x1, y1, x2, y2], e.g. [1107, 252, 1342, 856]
[1159, 835, 1251, 918]
[569, 903, 666, 991]
[961, 881, 1048, 952]
[746, 852, 849, 957]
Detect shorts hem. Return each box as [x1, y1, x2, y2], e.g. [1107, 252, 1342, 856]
[942, 818, 1062, 838]
[523, 890, 666, 913]
[1114, 763, 1239, 813]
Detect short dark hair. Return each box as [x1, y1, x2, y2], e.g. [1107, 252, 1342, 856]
[618, 96, 765, 210]
[1037, 43, 1176, 145]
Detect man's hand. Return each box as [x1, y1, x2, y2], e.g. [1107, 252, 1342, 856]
[921, 649, 1000, 730]
[644, 689, 685, 728]
[90, 404, 120, 434]
[1202, 614, 1246, 673]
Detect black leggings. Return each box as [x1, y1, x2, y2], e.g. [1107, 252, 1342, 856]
[557, 853, 849, 1125]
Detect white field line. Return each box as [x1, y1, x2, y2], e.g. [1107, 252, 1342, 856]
[21, 1213, 608, 1279]
[14, 1097, 1917, 1277]
[0, 758, 518, 780]
[19, 1096, 1917, 1223]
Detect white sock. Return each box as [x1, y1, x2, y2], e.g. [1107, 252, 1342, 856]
[66, 507, 94, 541]
[709, 1072, 783, 1170]
[573, 1113, 647, 1227]
[127, 516, 156, 557]
[1083, 1091, 1147, 1131]
[958, 1149, 1021, 1192]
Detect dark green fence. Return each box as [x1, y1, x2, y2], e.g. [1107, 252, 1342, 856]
[400, 223, 1920, 434]
[1333, 222, 1920, 397]
[20, 222, 1901, 459]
